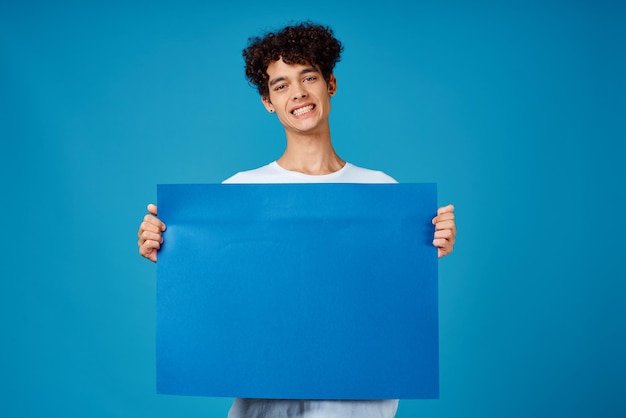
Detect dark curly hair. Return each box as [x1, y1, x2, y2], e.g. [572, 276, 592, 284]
[243, 22, 344, 97]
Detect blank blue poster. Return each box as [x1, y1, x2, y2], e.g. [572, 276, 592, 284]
[156, 183, 438, 399]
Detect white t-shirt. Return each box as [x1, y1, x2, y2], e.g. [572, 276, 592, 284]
[223, 161, 397, 184]
[224, 161, 400, 418]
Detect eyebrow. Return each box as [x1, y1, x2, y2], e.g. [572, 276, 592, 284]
[269, 67, 320, 87]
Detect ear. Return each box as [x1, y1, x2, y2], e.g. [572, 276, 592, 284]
[261, 95, 275, 113]
[327, 74, 337, 96]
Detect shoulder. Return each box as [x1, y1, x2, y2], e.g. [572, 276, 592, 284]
[222, 161, 398, 184]
[342, 163, 398, 184]
[222, 162, 283, 184]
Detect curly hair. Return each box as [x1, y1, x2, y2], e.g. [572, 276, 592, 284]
[243, 22, 344, 97]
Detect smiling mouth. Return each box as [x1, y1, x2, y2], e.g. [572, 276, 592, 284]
[292, 105, 315, 116]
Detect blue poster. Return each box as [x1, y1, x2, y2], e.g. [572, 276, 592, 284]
[156, 183, 438, 399]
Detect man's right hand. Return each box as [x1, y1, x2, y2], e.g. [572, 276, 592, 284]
[137, 203, 166, 263]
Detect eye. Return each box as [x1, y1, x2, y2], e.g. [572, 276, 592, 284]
[304, 76, 316, 82]
[274, 84, 286, 91]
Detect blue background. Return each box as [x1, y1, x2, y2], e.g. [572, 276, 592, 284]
[1, 0, 624, 417]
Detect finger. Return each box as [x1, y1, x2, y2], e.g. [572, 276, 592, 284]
[434, 219, 456, 231]
[139, 220, 163, 238]
[139, 241, 159, 263]
[147, 203, 158, 216]
[437, 204, 454, 215]
[437, 230, 456, 247]
[139, 247, 157, 263]
[434, 229, 453, 240]
[432, 211, 455, 224]
[435, 212, 455, 222]
[139, 239, 161, 256]
[433, 238, 453, 257]
[433, 204, 454, 224]
[433, 238, 452, 251]
[138, 230, 163, 245]
[435, 230, 455, 246]
[142, 213, 166, 231]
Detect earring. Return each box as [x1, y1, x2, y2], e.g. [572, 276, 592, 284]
[269, 109, 274, 113]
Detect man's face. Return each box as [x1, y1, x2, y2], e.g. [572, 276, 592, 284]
[262, 59, 336, 136]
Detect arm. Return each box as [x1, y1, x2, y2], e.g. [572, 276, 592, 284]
[432, 204, 456, 258]
[137, 203, 166, 262]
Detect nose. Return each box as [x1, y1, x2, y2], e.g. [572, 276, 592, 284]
[292, 85, 307, 100]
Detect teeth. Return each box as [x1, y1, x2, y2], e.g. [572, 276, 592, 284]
[292, 105, 314, 116]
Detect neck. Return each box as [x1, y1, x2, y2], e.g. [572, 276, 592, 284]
[277, 130, 345, 175]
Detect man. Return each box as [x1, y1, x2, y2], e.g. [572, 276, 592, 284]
[138, 22, 456, 418]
